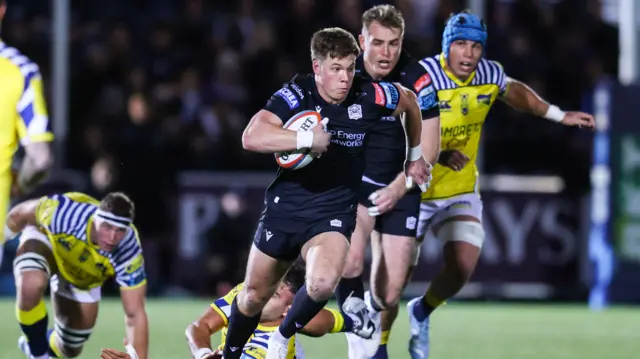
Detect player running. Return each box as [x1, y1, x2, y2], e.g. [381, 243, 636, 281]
[334, 5, 440, 359]
[221, 27, 430, 359]
[0, 0, 55, 267]
[4, 192, 149, 359]
[406, 11, 595, 358]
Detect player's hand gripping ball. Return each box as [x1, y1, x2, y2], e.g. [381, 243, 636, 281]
[275, 110, 329, 170]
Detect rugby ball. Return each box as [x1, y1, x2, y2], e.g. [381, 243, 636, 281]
[275, 110, 322, 170]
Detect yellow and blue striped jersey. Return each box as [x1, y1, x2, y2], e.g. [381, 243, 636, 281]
[34, 192, 146, 290]
[418, 54, 508, 200]
[0, 41, 54, 238]
[212, 283, 302, 359]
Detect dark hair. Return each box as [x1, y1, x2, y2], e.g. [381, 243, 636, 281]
[362, 4, 405, 33]
[310, 27, 360, 61]
[282, 258, 306, 294]
[100, 192, 135, 221]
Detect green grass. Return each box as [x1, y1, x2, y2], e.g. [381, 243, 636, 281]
[0, 299, 638, 359]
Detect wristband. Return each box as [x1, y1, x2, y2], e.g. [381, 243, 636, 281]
[407, 145, 422, 161]
[194, 348, 214, 358]
[4, 224, 17, 242]
[544, 105, 565, 122]
[296, 131, 314, 149]
[124, 344, 139, 359]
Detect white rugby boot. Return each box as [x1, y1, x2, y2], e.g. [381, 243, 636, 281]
[265, 329, 290, 359]
[342, 295, 380, 358]
[18, 335, 50, 359]
[408, 297, 431, 359]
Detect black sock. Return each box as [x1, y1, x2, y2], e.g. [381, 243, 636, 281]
[335, 275, 364, 308]
[222, 298, 261, 359]
[19, 315, 49, 356]
[279, 286, 328, 338]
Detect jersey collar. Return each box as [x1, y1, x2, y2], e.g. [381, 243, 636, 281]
[439, 53, 476, 87]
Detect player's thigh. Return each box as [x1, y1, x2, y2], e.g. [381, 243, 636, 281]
[343, 204, 374, 275]
[241, 243, 293, 313]
[50, 282, 100, 357]
[14, 226, 56, 308]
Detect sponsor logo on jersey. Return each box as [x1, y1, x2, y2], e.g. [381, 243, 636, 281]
[290, 83, 305, 99]
[381, 116, 396, 122]
[275, 87, 299, 109]
[380, 82, 399, 110]
[348, 104, 362, 120]
[372, 83, 386, 106]
[414, 73, 432, 92]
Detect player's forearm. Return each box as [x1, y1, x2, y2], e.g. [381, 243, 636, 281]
[503, 79, 550, 117]
[397, 89, 422, 149]
[185, 322, 216, 357]
[242, 120, 300, 153]
[18, 142, 54, 194]
[6, 199, 39, 235]
[125, 312, 149, 359]
[421, 116, 441, 165]
[300, 308, 342, 337]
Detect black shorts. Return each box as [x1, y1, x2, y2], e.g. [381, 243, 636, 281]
[253, 211, 356, 261]
[358, 181, 421, 237]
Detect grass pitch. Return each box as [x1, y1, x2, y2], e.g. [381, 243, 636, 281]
[0, 299, 637, 359]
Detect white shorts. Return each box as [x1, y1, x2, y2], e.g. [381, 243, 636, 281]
[50, 274, 102, 304]
[417, 193, 483, 239]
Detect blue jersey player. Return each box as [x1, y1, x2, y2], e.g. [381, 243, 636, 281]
[335, 6, 441, 359]
[221, 27, 430, 359]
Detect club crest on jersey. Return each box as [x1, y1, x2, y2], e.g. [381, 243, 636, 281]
[477, 94, 491, 105]
[460, 94, 469, 115]
[348, 104, 362, 120]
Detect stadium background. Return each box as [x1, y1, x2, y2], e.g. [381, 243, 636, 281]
[0, 0, 639, 358]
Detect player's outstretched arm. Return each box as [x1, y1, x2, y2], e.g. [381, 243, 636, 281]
[4, 198, 40, 239]
[185, 306, 227, 358]
[120, 285, 149, 359]
[501, 78, 595, 128]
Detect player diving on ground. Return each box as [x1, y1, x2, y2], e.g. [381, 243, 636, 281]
[4, 192, 149, 359]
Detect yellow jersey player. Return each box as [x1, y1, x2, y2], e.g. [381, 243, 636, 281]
[99, 260, 378, 359]
[406, 11, 595, 359]
[3, 192, 149, 359]
[0, 0, 55, 266]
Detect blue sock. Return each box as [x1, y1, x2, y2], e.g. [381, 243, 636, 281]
[222, 298, 261, 359]
[335, 276, 364, 309]
[372, 344, 389, 359]
[413, 296, 437, 322]
[17, 301, 49, 357]
[279, 286, 328, 338]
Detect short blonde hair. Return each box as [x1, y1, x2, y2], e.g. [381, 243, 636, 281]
[362, 5, 405, 33]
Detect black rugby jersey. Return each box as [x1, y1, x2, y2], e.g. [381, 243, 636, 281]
[263, 73, 400, 220]
[356, 52, 439, 185]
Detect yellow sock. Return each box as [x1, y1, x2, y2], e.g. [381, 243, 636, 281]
[17, 300, 50, 356]
[48, 330, 63, 358]
[424, 290, 446, 309]
[380, 330, 390, 345]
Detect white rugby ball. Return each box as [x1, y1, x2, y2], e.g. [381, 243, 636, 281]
[275, 110, 322, 170]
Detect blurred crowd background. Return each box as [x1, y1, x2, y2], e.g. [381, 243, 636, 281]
[0, 0, 622, 298]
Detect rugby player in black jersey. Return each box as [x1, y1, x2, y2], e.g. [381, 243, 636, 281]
[220, 27, 430, 359]
[334, 6, 440, 359]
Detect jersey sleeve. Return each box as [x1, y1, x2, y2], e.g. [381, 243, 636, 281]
[263, 80, 304, 123]
[364, 81, 401, 117]
[211, 283, 244, 325]
[113, 228, 147, 289]
[402, 61, 439, 119]
[16, 63, 53, 145]
[34, 193, 67, 234]
[489, 60, 509, 96]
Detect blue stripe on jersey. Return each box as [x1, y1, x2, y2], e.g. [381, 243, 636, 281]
[49, 194, 96, 235]
[111, 231, 142, 274]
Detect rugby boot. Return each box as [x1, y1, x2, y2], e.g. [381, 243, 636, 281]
[408, 297, 430, 359]
[18, 335, 51, 359]
[342, 295, 379, 358]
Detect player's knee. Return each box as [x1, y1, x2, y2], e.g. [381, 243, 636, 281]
[52, 322, 92, 358]
[306, 276, 335, 302]
[240, 286, 272, 315]
[380, 287, 403, 308]
[14, 256, 50, 310]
